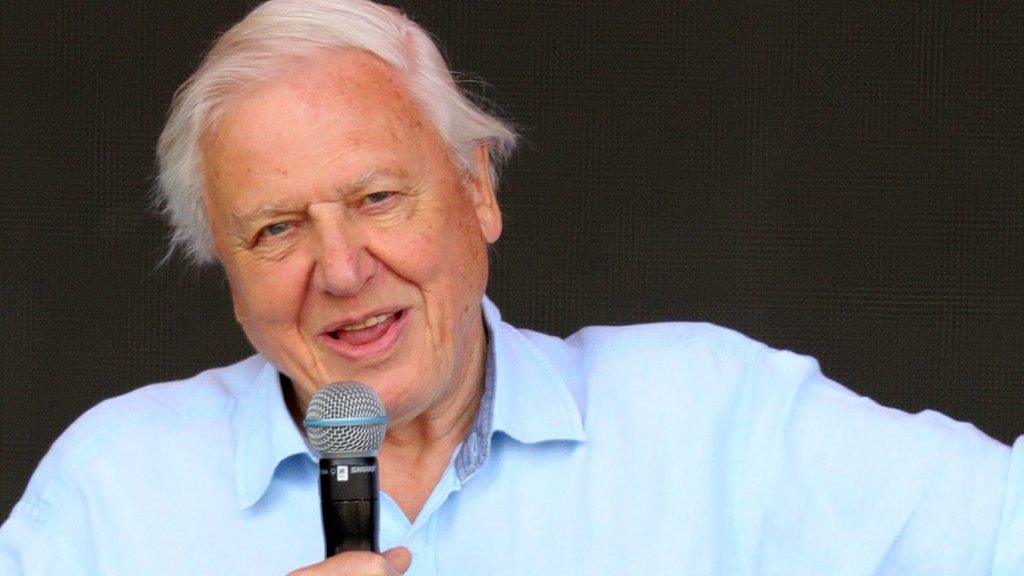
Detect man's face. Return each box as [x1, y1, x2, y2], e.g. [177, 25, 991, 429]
[201, 51, 501, 424]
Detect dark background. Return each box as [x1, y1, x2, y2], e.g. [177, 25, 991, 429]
[2, 2, 1021, 519]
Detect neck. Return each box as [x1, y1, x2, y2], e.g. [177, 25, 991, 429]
[383, 319, 488, 458]
[379, 317, 489, 521]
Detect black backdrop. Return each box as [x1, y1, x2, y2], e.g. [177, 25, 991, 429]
[2, 2, 1021, 519]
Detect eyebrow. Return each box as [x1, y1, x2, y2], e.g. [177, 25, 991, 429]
[228, 167, 410, 229]
[229, 202, 302, 233]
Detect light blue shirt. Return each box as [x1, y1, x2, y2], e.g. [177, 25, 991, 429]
[3, 298, 1022, 575]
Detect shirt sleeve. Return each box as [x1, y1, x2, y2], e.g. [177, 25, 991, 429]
[0, 484, 92, 575]
[1, 435, 98, 576]
[743, 345, 1022, 575]
[992, 436, 1024, 576]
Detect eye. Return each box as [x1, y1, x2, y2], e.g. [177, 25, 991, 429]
[259, 221, 292, 240]
[363, 191, 393, 206]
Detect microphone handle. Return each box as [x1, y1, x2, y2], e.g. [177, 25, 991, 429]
[319, 456, 380, 556]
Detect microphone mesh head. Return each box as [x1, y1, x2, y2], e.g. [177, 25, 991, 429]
[304, 382, 387, 456]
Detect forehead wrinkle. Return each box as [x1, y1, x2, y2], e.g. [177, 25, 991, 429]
[349, 167, 409, 190]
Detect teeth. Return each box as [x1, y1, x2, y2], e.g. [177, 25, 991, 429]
[339, 313, 392, 332]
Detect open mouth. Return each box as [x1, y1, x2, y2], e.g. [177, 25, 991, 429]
[325, 309, 405, 348]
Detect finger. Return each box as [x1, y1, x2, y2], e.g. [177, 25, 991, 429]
[382, 546, 412, 574]
[287, 550, 404, 575]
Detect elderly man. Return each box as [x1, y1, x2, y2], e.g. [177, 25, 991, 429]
[2, 0, 1022, 575]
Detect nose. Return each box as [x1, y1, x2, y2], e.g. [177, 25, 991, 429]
[311, 219, 378, 297]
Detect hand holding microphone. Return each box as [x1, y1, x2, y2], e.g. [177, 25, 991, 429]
[287, 548, 411, 576]
[292, 382, 411, 575]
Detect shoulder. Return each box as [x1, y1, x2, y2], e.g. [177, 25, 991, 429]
[2, 356, 272, 571]
[565, 321, 761, 365]
[510, 320, 968, 448]
[523, 320, 786, 374]
[519, 319, 1011, 477]
[518, 320, 802, 399]
[516, 320, 991, 437]
[53, 355, 264, 454]
[17, 355, 269, 504]
[504, 321, 825, 447]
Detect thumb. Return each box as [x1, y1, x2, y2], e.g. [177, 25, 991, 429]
[383, 546, 412, 574]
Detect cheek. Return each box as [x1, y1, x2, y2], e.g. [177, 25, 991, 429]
[371, 228, 439, 281]
[395, 228, 485, 292]
[230, 259, 311, 330]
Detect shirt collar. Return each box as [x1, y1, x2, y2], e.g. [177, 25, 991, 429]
[232, 359, 312, 510]
[455, 297, 587, 481]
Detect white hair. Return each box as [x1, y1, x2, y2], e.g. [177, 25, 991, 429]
[156, 0, 517, 265]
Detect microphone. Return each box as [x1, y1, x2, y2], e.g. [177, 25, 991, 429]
[303, 382, 388, 557]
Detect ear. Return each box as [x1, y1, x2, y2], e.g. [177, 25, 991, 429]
[467, 143, 502, 244]
[227, 274, 249, 327]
